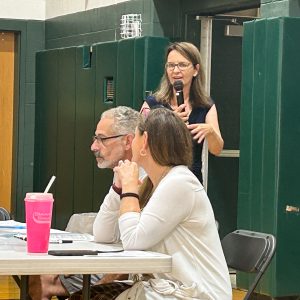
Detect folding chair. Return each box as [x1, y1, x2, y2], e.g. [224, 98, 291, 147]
[56, 213, 98, 300]
[0, 207, 11, 220]
[221, 229, 276, 300]
[65, 212, 97, 234]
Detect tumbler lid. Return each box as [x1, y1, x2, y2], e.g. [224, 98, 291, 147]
[25, 193, 54, 201]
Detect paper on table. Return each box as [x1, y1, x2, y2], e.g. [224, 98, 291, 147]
[50, 232, 94, 241]
[49, 241, 123, 252]
[0, 232, 17, 238]
[14, 232, 94, 243]
[0, 220, 26, 229]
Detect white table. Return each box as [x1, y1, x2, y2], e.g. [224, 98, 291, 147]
[0, 232, 172, 299]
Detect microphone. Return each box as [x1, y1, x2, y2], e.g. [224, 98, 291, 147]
[173, 80, 184, 106]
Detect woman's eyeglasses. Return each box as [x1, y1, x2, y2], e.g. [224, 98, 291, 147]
[165, 62, 192, 71]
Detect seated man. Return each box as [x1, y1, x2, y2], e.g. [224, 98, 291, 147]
[28, 106, 141, 300]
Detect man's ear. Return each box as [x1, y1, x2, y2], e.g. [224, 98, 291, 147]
[124, 134, 134, 150]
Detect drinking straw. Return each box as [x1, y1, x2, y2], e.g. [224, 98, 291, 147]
[44, 176, 56, 193]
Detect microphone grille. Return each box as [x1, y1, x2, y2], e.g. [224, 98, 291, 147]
[173, 80, 183, 91]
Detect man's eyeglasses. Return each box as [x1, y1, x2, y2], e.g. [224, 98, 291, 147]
[92, 134, 126, 145]
[165, 62, 192, 71]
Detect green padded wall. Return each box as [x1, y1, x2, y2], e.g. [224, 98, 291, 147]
[238, 17, 300, 297]
[35, 46, 104, 229]
[56, 48, 77, 229]
[116, 39, 135, 107]
[35, 49, 59, 203]
[116, 36, 169, 109]
[35, 36, 168, 230]
[74, 46, 96, 213]
[141, 37, 170, 104]
[93, 41, 118, 212]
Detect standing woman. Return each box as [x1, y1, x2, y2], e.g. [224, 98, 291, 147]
[73, 108, 232, 300]
[141, 42, 224, 183]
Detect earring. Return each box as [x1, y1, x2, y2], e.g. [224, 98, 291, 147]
[140, 149, 147, 157]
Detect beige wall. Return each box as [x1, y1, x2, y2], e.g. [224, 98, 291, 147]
[0, 0, 130, 20]
[0, 0, 45, 20]
[46, 0, 130, 19]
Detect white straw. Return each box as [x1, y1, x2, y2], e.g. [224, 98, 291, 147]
[44, 176, 56, 193]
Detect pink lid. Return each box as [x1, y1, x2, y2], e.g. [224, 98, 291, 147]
[25, 193, 54, 201]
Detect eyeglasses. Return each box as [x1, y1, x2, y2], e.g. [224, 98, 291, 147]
[165, 62, 192, 71]
[92, 134, 126, 145]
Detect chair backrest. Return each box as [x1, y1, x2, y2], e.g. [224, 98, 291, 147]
[0, 207, 11, 220]
[65, 212, 97, 234]
[221, 229, 276, 300]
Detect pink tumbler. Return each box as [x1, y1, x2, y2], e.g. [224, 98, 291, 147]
[25, 193, 54, 253]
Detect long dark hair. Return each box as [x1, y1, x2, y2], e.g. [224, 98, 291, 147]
[138, 108, 193, 207]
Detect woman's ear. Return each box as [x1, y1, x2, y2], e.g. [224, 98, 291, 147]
[142, 131, 149, 153]
[194, 63, 200, 77]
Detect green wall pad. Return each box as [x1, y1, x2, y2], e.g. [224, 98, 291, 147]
[115, 36, 169, 109]
[238, 17, 300, 297]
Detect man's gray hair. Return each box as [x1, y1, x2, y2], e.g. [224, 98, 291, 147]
[101, 106, 141, 135]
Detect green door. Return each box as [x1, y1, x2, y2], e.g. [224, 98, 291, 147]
[239, 17, 300, 297]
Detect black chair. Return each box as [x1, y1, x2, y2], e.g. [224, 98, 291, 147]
[221, 229, 276, 300]
[0, 207, 11, 220]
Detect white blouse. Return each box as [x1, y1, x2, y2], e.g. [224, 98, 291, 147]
[93, 165, 232, 300]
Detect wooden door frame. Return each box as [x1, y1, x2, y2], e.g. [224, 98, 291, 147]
[0, 31, 14, 212]
[0, 30, 19, 217]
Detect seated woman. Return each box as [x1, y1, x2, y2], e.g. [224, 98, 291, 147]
[71, 108, 231, 300]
